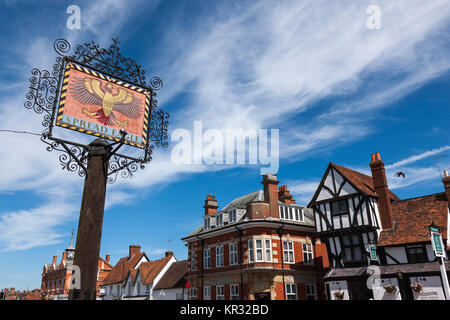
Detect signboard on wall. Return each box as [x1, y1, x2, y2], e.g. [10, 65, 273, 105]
[429, 224, 446, 258]
[55, 61, 151, 149]
[431, 231, 445, 258]
[369, 244, 377, 261]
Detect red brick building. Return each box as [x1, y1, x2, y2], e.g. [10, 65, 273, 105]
[40, 233, 112, 300]
[182, 174, 329, 300]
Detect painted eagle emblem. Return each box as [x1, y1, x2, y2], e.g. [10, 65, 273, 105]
[69, 77, 143, 127]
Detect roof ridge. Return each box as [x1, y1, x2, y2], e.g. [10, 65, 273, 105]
[392, 192, 445, 202]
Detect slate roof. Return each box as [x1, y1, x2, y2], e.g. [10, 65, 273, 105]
[324, 261, 450, 279]
[331, 163, 400, 201]
[102, 252, 146, 285]
[378, 192, 448, 246]
[153, 260, 189, 290]
[183, 189, 312, 239]
[219, 190, 264, 212]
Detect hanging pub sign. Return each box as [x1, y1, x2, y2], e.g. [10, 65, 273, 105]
[55, 61, 151, 149]
[369, 244, 378, 261]
[429, 224, 446, 258]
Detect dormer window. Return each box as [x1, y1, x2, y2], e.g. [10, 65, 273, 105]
[279, 205, 304, 222]
[204, 217, 211, 230]
[216, 213, 223, 227]
[229, 209, 237, 223]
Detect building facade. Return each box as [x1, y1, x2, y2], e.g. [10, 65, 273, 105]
[309, 152, 449, 300]
[182, 174, 329, 300]
[40, 233, 112, 300]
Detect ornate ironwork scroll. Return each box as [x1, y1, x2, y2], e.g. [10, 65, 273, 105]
[25, 38, 169, 183]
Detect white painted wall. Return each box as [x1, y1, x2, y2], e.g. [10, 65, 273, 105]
[409, 276, 446, 300]
[327, 281, 349, 300]
[385, 247, 408, 264]
[372, 278, 401, 300]
[153, 288, 188, 300]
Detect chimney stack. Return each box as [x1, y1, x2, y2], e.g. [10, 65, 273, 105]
[129, 245, 141, 258]
[262, 174, 280, 218]
[62, 252, 67, 263]
[204, 194, 218, 216]
[165, 251, 174, 257]
[278, 185, 296, 204]
[105, 254, 110, 263]
[442, 170, 450, 210]
[370, 152, 394, 229]
[52, 256, 58, 266]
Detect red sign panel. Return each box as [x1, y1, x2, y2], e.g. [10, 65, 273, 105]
[55, 61, 151, 149]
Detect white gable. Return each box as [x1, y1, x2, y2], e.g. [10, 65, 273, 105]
[339, 181, 357, 196]
[324, 170, 335, 192]
[316, 188, 334, 201]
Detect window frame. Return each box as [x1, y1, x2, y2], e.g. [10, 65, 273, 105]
[405, 245, 428, 264]
[286, 283, 297, 300]
[204, 248, 211, 269]
[190, 249, 196, 271]
[305, 284, 317, 300]
[229, 209, 237, 223]
[330, 199, 349, 216]
[265, 239, 272, 262]
[341, 234, 364, 263]
[283, 240, 295, 264]
[302, 243, 314, 264]
[216, 285, 225, 300]
[204, 217, 211, 230]
[229, 242, 238, 265]
[190, 288, 197, 300]
[216, 245, 224, 267]
[216, 213, 223, 227]
[248, 239, 254, 262]
[230, 284, 239, 300]
[255, 239, 264, 262]
[204, 286, 211, 300]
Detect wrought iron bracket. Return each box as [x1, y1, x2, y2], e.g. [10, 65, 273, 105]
[25, 38, 169, 183]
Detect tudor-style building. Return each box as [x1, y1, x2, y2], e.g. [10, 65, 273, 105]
[309, 152, 449, 300]
[182, 174, 329, 300]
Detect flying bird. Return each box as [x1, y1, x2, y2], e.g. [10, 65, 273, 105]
[69, 77, 143, 127]
[394, 171, 406, 178]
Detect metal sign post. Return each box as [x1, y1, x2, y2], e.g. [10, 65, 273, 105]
[429, 223, 450, 300]
[25, 38, 169, 300]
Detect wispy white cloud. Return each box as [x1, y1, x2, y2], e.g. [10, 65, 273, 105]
[386, 146, 450, 169]
[1, 1, 450, 251]
[287, 145, 450, 203]
[0, 201, 77, 251]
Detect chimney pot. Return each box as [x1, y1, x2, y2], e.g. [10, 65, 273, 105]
[52, 256, 57, 265]
[444, 170, 449, 177]
[204, 194, 218, 216]
[165, 251, 174, 257]
[105, 254, 110, 263]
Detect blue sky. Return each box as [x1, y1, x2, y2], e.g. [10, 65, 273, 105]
[0, 0, 449, 290]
